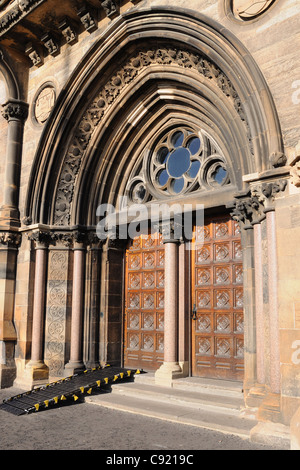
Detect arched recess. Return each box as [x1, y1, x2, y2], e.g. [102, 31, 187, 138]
[0, 50, 20, 101]
[25, 7, 284, 227]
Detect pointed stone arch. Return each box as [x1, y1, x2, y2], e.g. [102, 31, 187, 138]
[25, 6, 284, 227]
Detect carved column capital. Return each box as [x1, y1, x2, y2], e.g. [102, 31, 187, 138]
[28, 230, 54, 249]
[0, 231, 21, 248]
[2, 99, 29, 122]
[153, 218, 183, 243]
[252, 179, 287, 212]
[230, 179, 288, 229]
[230, 192, 254, 229]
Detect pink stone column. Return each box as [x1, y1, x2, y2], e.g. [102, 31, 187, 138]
[253, 222, 265, 385]
[65, 243, 85, 373]
[163, 241, 179, 363]
[178, 242, 189, 375]
[25, 236, 49, 385]
[267, 210, 281, 394]
[30, 244, 48, 365]
[155, 234, 183, 385]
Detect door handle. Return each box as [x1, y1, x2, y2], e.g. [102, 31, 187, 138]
[191, 303, 197, 320]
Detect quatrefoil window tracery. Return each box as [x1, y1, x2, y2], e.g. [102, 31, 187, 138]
[125, 126, 230, 205]
[153, 129, 202, 195]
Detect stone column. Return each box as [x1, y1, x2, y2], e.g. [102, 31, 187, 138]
[65, 232, 86, 374]
[155, 220, 183, 386]
[85, 236, 102, 368]
[0, 231, 21, 387]
[25, 231, 50, 385]
[253, 222, 265, 387]
[266, 209, 281, 394]
[178, 242, 189, 376]
[0, 99, 29, 228]
[252, 179, 287, 421]
[230, 192, 257, 398]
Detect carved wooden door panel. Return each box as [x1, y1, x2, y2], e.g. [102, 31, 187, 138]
[124, 233, 165, 370]
[191, 215, 244, 380]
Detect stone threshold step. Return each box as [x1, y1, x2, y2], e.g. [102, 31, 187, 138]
[85, 392, 256, 439]
[109, 381, 244, 416]
[134, 372, 244, 398]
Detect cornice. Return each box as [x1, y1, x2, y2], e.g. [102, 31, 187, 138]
[0, 0, 45, 36]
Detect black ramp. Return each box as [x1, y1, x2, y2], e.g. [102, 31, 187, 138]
[0, 365, 139, 416]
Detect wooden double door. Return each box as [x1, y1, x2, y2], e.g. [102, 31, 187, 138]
[123, 215, 244, 380]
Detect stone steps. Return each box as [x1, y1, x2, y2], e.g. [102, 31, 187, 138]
[85, 373, 257, 439]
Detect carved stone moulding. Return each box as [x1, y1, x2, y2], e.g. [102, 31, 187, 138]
[1, 98, 29, 122]
[290, 156, 300, 188]
[41, 33, 60, 57]
[25, 42, 43, 67]
[27, 227, 102, 249]
[31, 81, 56, 126]
[58, 17, 77, 45]
[0, 230, 22, 248]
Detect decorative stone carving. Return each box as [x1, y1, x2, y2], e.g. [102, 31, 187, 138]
[28, 230, 54, 247]
[34, 85, 56, 125]
[101, 0, 118, 18]
[290, 156, 300, 188]
[0, 231, 21, 247]
[231, 0, 276, 20]
[54, 46, 250, 225]
[25, 42, 43, 67]
[254, 179, 288, 212]
[270, 151, 287, 168]
[230, 179, 288, 229]
[0, 0, 45, 34]
[77, 4, 97, 33]
[41, 33, 60, 57]
[44, 249, 68, 376]
[2, 98, 29, 121]
[59, 18, 77, 45]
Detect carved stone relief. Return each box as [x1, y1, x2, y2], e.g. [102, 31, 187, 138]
[33, 84, 56, 125]
[290, 156, 300, 188]
[231, 0, 276, 20]
[230, 179, 287, 229]
[44, 249, 69, 377]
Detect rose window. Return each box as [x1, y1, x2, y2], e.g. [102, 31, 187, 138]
[124, 125, 230, 205]
[152, 129, 202, 196]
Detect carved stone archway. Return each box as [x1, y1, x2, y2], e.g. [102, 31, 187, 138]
[25, 7, 284, 227]
[22, 8, 287, 395]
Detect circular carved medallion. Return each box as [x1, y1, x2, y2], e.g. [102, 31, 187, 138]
[231, 0, 276, 20]
[34, 85, 56, 125]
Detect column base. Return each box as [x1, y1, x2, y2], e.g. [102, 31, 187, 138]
[0, 340, 16, 388]
[257, 391, 282, 423]
[245, 383, 266, 408]
[0, 365, 16, 389]
[155, 362, 184, 387]
[64, 361, 85, 376]
[16, 361, 49, 389]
